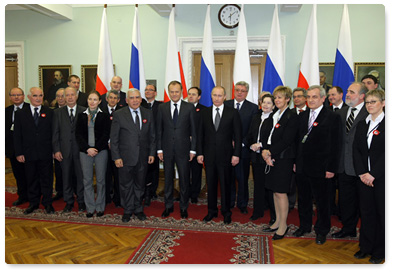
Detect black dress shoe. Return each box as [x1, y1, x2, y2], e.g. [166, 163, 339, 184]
[180, 209, 188, 219]
[269, 219, 276, 226]
[136, 212, 147, 221]
[144, 197, 151, 207]
[122, 214, 131, 222]
[161, 207, 174, 218]
[78, 203, 86, 212]
[63, 204, 73, 212]
[250, 214, 263, 221]
[24, 205, 39, 215]
[86, 212, 94, 218]
[331, 230, 356, 238]
[52, 193, 63, 201]
[315, 234, 327, 245]
[263, 226, 279, 232]
[191, 197, 198, 204]
[13, 198, 28, 206]
[354, 250, 369, 259]
[45, 205, 55, 214]
[224, 215, 232, 224]
[203, 213, 218, 222]
[293, 228, 309, 237]
[272, 227, 289, 240]
[96, 211, 104, 217]
[239, 207, 248, 214]
[369, 256, 384, 264]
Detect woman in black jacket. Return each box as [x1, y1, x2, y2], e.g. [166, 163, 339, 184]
[260, 86, 299, 240]
[353, 89, 385, 264]
[76, 91, 111, 218]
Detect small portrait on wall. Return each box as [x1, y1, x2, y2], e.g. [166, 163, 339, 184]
[39, 65, 71, 106]
[81, 64, 116, 93]
[319, 63, 335, 86]
[354, 62, 385, 90]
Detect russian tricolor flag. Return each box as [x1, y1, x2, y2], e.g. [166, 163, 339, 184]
[96, 6, 114, 95]
[129, 5, 146, 99]
[297, 5, 319, 89]
[262, 4, 285, 93]
[199, 5, 216, 107]
[333, 4, 354, 100]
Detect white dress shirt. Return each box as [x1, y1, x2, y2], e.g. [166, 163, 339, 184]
[212, 104, 224, 125]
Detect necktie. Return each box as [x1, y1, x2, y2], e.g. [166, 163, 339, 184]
[134, 110, 140, 130]
[236, 102, 240, 111]
[34, 107, 39, 126]
[334, 107, 339, 112]
[214, 108, 220, 131]
[111, 108, 114, 114]
[70, 108, 74, 124]
[148, 102, 152, 110]
[346, 108, 357, 133]
[173, 103, 178, 125]
[308, 110, 316, 133]
[12, 107, 20, 123]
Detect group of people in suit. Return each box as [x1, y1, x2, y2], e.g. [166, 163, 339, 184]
[6, 72, 384, 263]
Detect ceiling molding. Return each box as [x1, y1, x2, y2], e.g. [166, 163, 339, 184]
[280, 4, 302, 13]
[148, 4, 172, 17]
[6, 4, 73, 20]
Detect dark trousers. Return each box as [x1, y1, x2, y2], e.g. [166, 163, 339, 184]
[189, 156, 203, 199]
[296, 173, 331, 236]
[145, 154, 160, 196]
[205, 162, 232, 217]
[24, 159, 53, 206]
[105, 150, 120, 206]
[288, 173, 297, 208]
[251, 161, 275, 219]
[328, 175, 339, 215]
[54, 159, 63, 195]
[60, 151, 84, 205]
[230, 156, 250, 209]
[118, 161, 147, 215]
[358, 177, 385, 259]
[338, 172, 360, 233]
[163, 154, 190, 210]
[9, 156, 28, 201]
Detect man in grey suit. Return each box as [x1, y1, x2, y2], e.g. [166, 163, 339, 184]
[110, 89, 156, 222]
[332, 82, 368, 239]
[157, 80, 197, 219]
[53, 87, 86, 212]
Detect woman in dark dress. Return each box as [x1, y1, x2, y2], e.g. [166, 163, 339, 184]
[353, 89, 385, 264]
[260, 86, 299, 240]
[247, 93, 276, 222]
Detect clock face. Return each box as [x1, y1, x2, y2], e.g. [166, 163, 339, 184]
[218, 4, 241, 29]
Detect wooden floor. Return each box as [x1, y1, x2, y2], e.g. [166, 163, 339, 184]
[4, 158, 373, 264]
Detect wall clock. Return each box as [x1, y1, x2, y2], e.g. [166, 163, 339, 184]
[218, 4, 241, 29]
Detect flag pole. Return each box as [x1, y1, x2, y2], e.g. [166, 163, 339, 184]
[104, 4, 107, 9]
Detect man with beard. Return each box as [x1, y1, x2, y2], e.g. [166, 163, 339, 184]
[46, 70, 68, 106]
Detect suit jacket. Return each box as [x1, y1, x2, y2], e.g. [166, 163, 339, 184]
[353, 117, 385, 180]
[156, 100, 196, 158]
[338, 104, 369, 175]
[75, 111, 111, 153]
[290, 106, 309, 115]
[101, 104, 122, 119]
[197, 105, 242, 166]
[52, 105, 86, 159]
[260, 108, 298, 160]
[224, 99, 259, 158]
[5, 102, 30, 158]
[110, 106, 156, 166]
[141, 99, 163, 121]
[99, 91, 127, 109]
[295, 106, 342, 178]
[326, 102, 347, 112]
[77, 91, 88, 107]
[13, 105, 53, 161]
[193, 102, 207, 129]
[246, 110, 265, 164]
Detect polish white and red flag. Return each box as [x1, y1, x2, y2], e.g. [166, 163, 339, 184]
[164, 6, 187, 102]
[96, 5, 114, 95]
[297, 4, 319, 89]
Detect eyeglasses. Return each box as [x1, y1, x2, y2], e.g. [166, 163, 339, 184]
[10, 94, 23, 97]
[145, 89, 155, 92]
[293, 95, 304, 99]
[365, 100, 379, 105]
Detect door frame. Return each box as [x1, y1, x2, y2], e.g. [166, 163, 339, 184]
[5, 41, 25, 92]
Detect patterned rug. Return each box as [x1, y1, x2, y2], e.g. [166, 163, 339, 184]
[127, 229, 274, 264]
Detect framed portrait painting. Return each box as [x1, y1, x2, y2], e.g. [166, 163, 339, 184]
[39, 65, 71, 103]
[81, 64, 116, 93]
[319, 63, 335, 86]
[354, 62, 385, 90]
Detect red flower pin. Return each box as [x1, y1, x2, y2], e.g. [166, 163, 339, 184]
[373, 130, 380, 135]
[313, 122, 318, 127]
[143, 119, 147, 124]
[41, 113, 46, 118]
[110, 116, 113, 120]
[275, 123, 280, 128]
[196, 108, 200, 112]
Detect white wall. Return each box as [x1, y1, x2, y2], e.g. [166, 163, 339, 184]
[5, 4, 385, 101]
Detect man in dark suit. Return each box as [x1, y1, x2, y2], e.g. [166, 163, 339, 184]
[187, 87, 207, 204]
[291, 87, 308, 114]
[67, 75, 88, 107]
[332, 82, 368, 239]
[327, 86, 347, 112]
[197, 86, 242, 224]
[293, 85, 342, 245]
[141, 84, 163, 205]
[52, 87, 86, 212]
[5, 87, 29, 206]
[13, 87, 55, 214]
[224, 81, 258, 214]
[110, 89, 156, 222]
[99, 76, 127, 109]
[157, 80, 197, 219]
